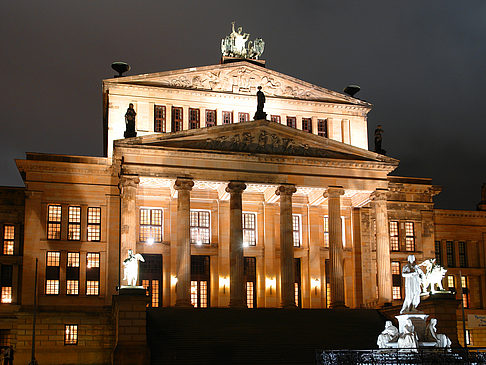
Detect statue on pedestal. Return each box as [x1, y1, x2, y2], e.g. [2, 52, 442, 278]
[400, 255, 424, 314]
[124, 103, 137, 138]
[419, 258, 447, 293]
[398, 319, 419, 352]
[123, 249, 145, 286]
[377, 321, 399, 348]
[254, 86, 267, 120]
[221, 22, 265, 60]
[374, 125, 386, 155]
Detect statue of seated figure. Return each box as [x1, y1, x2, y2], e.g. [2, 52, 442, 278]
[427, 318, 452, 348]
[397, 319, 419, 352]
[377, 321, 399, 348]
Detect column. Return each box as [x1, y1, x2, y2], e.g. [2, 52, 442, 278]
[119, 175, 139, 286]
[174, 177, 194, 307]
[276, 184, 297, 308]
[371, 189, 393, 304]
[326, 186, 346, 308]
[226, 181, 247, 308]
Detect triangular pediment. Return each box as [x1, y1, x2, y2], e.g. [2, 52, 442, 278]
[116, 120, 397, 164]
[105, 61, 370, 106]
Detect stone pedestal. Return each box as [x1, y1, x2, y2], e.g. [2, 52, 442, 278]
[112, 287, 150, 365]
[395, 313, 429, 342]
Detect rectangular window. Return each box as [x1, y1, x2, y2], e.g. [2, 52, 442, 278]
[1, 265, 12, 303]
[465, 329, 471, 346]
[142, 279, 160, 308]
[238, 112, 249, 123]
[317, 119, 328, 137]
[46, 251, 60, 295]
[86, 253, 100, 296]
[405, 222, 415, 251]
[461, 276, 469, 308]
[459, 241, 467, 268]
[140, 208, 163, 243]
[172, 106, 183, 132]
[287, 116, 297, 129]
[3, 225, 14, 255]
[391, 261, 401, 300]
[64, 325, 78, 345]
[392, 286, 401, 300]
[66, 252, 80, 295]
[87, 207, 101, 242]
[154, 105, 166, 133]
[190, 210, 210, 245]
[191, 280, 208, 308]
[47, 205, 62, 240]
[435, 241, 442, 266]
[246, 282, 254, 308]
[446, 241, 455, 267]
[1, 287, 12, 304]
[222, 111, 233, 124]
[189, 108, 200, 129]
[292, 215, 301, 247]
[295, 282, 300, 306]
[271, 115, 281, 124]
[447, 275, 455, 289]
[205, 110, 216, 127]
[302, 118, 312, 133]
[68, 206, 81, 241]
[323, 216, 329, 248]
[243, 213, 256, 247]
[389, 221, 399, 251]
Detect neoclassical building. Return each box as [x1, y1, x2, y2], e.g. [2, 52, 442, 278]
[1, 55, 486, 363]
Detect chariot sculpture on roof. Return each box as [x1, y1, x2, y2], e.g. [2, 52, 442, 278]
[221, 22, 265, 59]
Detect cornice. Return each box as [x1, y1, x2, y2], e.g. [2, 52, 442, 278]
[434, 209, 486, 219]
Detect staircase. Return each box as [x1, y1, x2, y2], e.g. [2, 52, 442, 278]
[147, 308, 387, 365]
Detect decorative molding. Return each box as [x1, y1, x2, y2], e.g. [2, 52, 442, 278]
[275, 184, 297, 196]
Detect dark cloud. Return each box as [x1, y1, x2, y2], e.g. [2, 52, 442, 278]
[1, 0, 485, 209]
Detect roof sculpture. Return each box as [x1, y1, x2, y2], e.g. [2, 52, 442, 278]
[221, 22, 265, 59]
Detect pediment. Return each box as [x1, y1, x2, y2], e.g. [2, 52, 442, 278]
[116, 120, 396, 164]
[106, 62, 369, 106]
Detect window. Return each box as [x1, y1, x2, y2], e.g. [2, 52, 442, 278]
[47, 205, 62, 240]
[190, 210, 210, 245]
[86, 253, 100, 295]
[294, 258, 301, 308]
[140, 208, 163, 243]
[87, 207, 101, 242]
[68, 206, 81, 241]
[244, 257, 256, 308]
[287, 116, 296, 129]
[246, 282, 254, 308]
[1, 287, 11, 304]
[317, 119, 328, 137]
[459, 241, 467, 268]
[435, 241, 442, 266]
[66, 252, 80, 295]
[323, 216, 329, 248]
[243, 213, 256, 247]
[154, 105, 166, 133]
[389, 221, 399, 251]
[205, 110, 216, 127]
[64, 325, 78, 345]
[191, 255, 210, 308]
[302, 118, 312, 133]
[461, 276, 469, 308]
[405, 222, 415, 251]
[295, 283, 300, 306]
[392, 261, 401, 300]
[189, 108, 200, 129]
[238, 112, 249, 123]
[172, 106, 183, 132]
[142, 279, 160, 308]
[447, 275, 455, 289]
[1, 265, 13, 303]
[271, 115, 281, 124]
[140, 254, 162, 308]
[465, 329, 471, 346]
[3, 225, 14, 255]
[292, 215, 301, 247]
[222, 111, 233, 124]
[446, 241, 455, 267]
[46, 251, 60, 295]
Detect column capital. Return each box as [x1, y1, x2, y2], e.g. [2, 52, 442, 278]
[119, 175, 140, 199]
[275, 184, 297, 196]
[370, 188, 388, 202]
[226, 181, 247, 194]
[174, 177, 194, 191]
[324, 186, 344, 199]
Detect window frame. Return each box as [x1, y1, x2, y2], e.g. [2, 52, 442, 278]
[189, 108, 200, 129]
[86, 252, 100, 296]
[292, 214, 302, 247]
[404, 221, 415, 251]
[317, 119, 328, 137]
[190, 210, 211, 245]
[238, 112, 249, 123]
[242, 212, 257, 247]
[66, 252, 80, 296]
[286, 116, 297, 129]
[46, 251, 61, 295]
[459, 241, 467, 268]
[389, 221, 399, 251]
[47, 204, 62, 240]
[67, 206, 81, 241]
[154, 105, 166, 133]
[171, 106, 183, 132]
[446, 241, 455, 267]
[323, 216, 329, 248]
[3, 224, 15, 255]
[302, 118, 312, 133]
[64, 324, 78, 345]
[222, 111, 233, 124]
[270, 115, 281, 124]
[205, 109, 216, 127]
[139, 208, 163, 243]
[87, 207, 101, 242]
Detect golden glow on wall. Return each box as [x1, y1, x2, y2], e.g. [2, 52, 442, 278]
[266, 277, 276, 295]
[219, 276, 229, 294]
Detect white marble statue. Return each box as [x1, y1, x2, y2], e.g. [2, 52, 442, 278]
[427, 318, 452, 348]
[377, 321, 399, 348]
[400, 255, 424, 314]
[397, 319, 419, 352]
[123, 249, 145, 286]
[221, 22, 265, 59]
[419, 259, 447, 293]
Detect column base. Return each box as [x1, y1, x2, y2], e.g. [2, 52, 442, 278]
[175, 299, 194, 308]
[329, 302, 348, 309]
[282, 303, 297, 309]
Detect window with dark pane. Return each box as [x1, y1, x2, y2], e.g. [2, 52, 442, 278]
[435, 241, 442, 266]
[317, 119, 328, 137]
[294, 258, 301, 307]
[86, 253, 100, 295]
[172, 106, 183, 132]
[140, 254, 162, 307]
[3, 225, 14, 255]
[287, 116, 297, 129]
[1, 265, 13, 303]
[66, 252, 80, 295]
[459, 241, 467, 268]
[154, 105, 166, 132]
[189, 108, 200, 129]
[302, 118, 312, 133]
[205, 110, 216, 127]
[270, 115, 281, 124]
[244, 257, 257, 308]
[391, 261, 401, 300]
[68, 206, 81, 241]
[222, 111, 233, 124]
[446, 241, 455, 267]
[46, 251, 60, 295]
[191, 255, 210, 308]
[238, 112, 249, 123]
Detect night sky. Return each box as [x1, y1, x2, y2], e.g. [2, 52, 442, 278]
[1, 1, 485, 210]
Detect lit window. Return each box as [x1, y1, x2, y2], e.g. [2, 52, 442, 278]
[68, 206, 81, 241]
[270, 115, 281, 124]
[67, 252, 80, 267]
[151, 280, 159, 307]
[64, 325, 78, 345]
[47, 251, 60, 266]
[66, 252, 80, 295]
[86, 253, 100, 296]
[87, 207, 101, 242]
[287, 116, 296, 129]
[389, 221, 399, 251]
[238, 112, 249, 123]
[326, 282, 331, 308]
[294, 282, 300, 306]
[317, 119, 328, 137]
[405, 222, 415, 251]
[46, 280, 59, 295]
[139, 208, 162, 243]
[66, 280, 79, 295]
[189, 108, 200, 129]
[205, 110, 216, 127]
[86, 281, 99, 296]
[302, 118, 312, 133]
[0, 265, 13, 303]
[191, 281, 198, 307]
[191, 280, 208, 308]
[87, 253, 99, 269]
[222, 111, 233, 124]
[246, 282, 254, 308]
[435, 241, 442, 266]
[446, 241, 455, 267]
[292, 215, 301, 247]
[447, 275, 455, 289]
[47, 205, 62, 240]
[392, 286, 401, 300]
[172, 107, 183, 132]
[465, 329, 471, 346]
[190, 210, 210, 245]
[323, 216, 329, 248]
[392, 261, 402, 299]
[3, 225, 14, 255]
[46, 251, 60, 295]
[459, 241, 467, 268]
[1, 287, 12, 304]
[154, 105, 166, 133]
[391, 261, 401, 275]
[243, 213, 256, 246]
[461, 276, 469, 308]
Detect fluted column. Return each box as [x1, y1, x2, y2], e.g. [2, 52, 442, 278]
[226, 181, 247, 308]
[276, 184, 297, 308]
[371, 189, 392, 304]
[325, 186, 346, 308]
[174, 177, 194, 307]
[119, 175, 140, 286]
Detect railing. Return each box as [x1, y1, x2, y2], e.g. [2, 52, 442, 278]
[315, 348, 486, 364]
